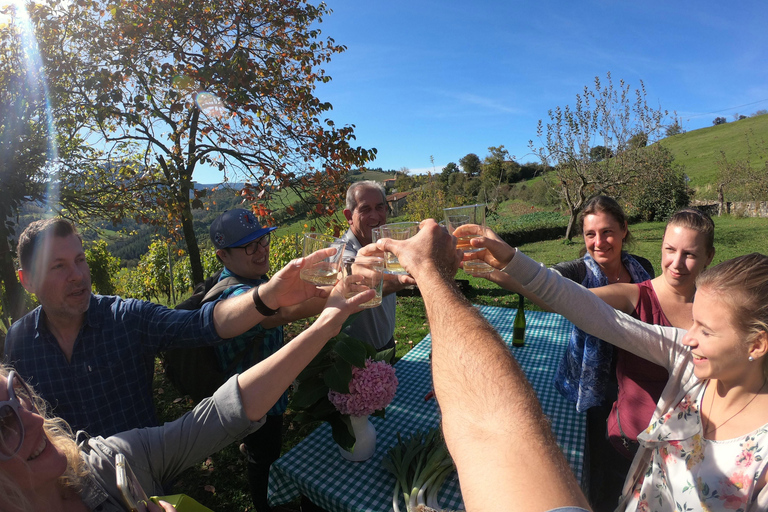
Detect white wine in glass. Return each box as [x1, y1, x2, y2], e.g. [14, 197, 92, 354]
[300, 233, 345, 285]
[300, 264, 340, 285]
[444, 204, 493, 274]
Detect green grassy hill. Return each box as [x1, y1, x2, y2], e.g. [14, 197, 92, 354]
[659, 114, 768, 196]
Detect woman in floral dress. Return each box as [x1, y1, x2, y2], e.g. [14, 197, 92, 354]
[466, 234, 768, 512]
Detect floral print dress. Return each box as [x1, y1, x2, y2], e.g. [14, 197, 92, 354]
[624, 382, 768, 512]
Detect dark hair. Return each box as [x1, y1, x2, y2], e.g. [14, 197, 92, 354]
[664, 208, 715, 256]
[577, 195, 632, 245]
[17, 218, 81, 274]
[697, 253, 768, 377]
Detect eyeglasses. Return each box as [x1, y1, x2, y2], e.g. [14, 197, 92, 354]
[0, 371, 38, 460]
[230, 233, 271, 255]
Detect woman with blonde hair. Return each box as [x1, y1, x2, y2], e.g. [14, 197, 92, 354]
[466, 232, 768, 511]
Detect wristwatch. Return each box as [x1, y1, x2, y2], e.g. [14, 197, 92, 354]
[252, 285, 279, 316]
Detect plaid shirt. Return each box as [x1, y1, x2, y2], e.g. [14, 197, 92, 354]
[3, 294, 220, 437]
[215, 268, 287, 416]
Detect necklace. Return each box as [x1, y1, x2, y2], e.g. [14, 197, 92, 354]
[602, 266, 623, 283]
[704, 378, 767, 435]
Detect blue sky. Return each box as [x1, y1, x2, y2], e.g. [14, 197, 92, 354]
[195, 0, 768, 182]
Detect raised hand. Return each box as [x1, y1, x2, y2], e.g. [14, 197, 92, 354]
[356, 242, 417, 287]
[258, 247, 340, 309]
[316, 274, 377, 335]
[376, 219, 462, 281]
[464, 227, 517, 270]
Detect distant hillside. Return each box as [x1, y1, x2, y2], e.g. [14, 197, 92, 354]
[660, 114, 768, 196]
[348, 169, 397, 182]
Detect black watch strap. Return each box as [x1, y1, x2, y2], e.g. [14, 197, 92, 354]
[252, 285, 279, 316]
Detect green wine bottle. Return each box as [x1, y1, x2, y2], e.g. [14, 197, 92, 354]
[513, 294, 526, 347]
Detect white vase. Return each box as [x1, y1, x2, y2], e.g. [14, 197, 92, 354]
[339, 415, 377, 462]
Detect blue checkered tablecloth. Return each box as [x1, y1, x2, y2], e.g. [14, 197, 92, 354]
[269, 305, 585, 511]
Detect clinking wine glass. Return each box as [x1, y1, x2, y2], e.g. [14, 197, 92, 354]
[342, 255, 385, 309]
[373, 222, 419, 275]
[443, 203, 493, 276]
[299, 233, 346, 285]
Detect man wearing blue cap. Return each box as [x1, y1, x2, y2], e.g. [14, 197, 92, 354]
[209, 209, 325, 512]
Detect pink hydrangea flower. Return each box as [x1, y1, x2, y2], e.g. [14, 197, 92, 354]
[328, 358, 398, 417]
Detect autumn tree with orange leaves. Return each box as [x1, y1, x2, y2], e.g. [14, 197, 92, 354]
[28, 0, 376, 283]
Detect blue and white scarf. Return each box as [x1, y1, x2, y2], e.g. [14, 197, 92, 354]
[553, 252, 652, 412]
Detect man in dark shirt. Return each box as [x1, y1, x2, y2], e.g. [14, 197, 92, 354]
[3, 218, 329, 437]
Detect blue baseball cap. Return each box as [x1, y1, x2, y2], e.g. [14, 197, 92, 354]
[209, 209, 277, 249]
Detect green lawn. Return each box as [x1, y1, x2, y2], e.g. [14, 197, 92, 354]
[660, 114, 768, 193]
[153, 213, 767, 511]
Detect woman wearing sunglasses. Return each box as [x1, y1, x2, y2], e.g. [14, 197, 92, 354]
[0, 261, 375, 512]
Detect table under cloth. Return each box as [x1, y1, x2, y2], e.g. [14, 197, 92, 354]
[269, 305, 586, 511]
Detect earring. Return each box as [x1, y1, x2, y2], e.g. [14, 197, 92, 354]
[749, 356, 755, 362]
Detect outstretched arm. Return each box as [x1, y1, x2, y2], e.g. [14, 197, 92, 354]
[461, 227, 556, 311]
[380, 220, 590, 512]
[211, 248, 337, 338]
[465, 227, 640, 315]
[590, 283, 640, 314]
[237, 274, 375, 421]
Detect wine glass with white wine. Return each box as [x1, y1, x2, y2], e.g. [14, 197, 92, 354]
[299, 233, 346, 285]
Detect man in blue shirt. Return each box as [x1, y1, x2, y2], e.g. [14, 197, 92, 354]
[3, 217, 330, 439]
[208, 209, 326, 511]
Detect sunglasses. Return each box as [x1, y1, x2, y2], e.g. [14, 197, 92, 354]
[0, 371, 38, 461]
[231, 232, 271, 255]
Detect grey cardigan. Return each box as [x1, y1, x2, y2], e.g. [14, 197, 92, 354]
[77, 376, 265, 511]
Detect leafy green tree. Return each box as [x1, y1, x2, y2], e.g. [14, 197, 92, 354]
[480, 146, 518, 203]
[589, 146, 613, 162]
[28, 0, 376, 284]
[0, 23, 48, 325]
[627, 132, 648, 149]
[404, 174, 447, 222]
[625, 146, 690, 221]
[445, 172, 467, 201]
[665, 120, 684, 137]
[530, 72, 670, 239]
[459, 153, 482, 178]
[462, 177, 482, 200]
[84, 240, 121, 295]
[395, 168, 414, 192]
[439, 162, 460, 188]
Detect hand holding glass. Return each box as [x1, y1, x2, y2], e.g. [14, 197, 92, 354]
[342, 255, 385, 308]
[373, 222, 419, 275]
[443, 204, 493, 276]
[300, 233, 346, 285]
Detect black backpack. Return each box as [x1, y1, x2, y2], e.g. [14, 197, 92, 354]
[161, 270, 261, 403]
